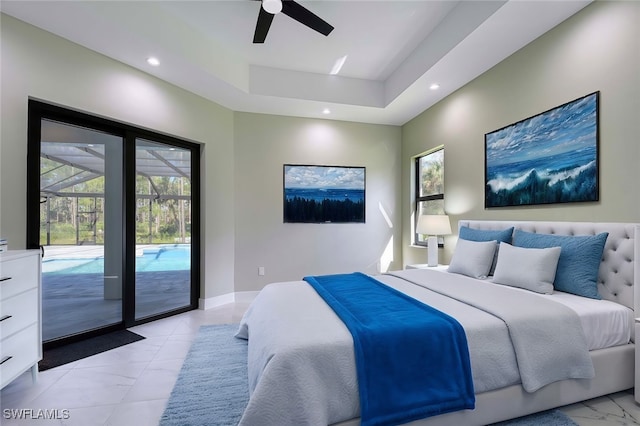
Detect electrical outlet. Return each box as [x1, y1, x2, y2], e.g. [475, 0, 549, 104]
[258, 266, 265, 276]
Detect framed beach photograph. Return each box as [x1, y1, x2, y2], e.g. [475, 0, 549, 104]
[283, 165, 365, 223]
[484, 91, 599, 208]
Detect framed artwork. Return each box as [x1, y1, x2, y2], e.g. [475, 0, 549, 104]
[485, 92, 599, 208]
[283, 164, 365, 223]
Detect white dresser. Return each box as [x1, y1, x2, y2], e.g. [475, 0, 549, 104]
[636, 318, 640, 403]
[0, 250, 42, 390]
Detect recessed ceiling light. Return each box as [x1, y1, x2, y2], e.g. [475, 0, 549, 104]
[322, 108, 331, 115]
[429, 83, 440, 90]
[147, 57, 160, 66]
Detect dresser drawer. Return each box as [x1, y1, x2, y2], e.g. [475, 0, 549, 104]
[0, 323, 39, 389]
[0, 255, 39, 301]
[0, 289, 38, 339]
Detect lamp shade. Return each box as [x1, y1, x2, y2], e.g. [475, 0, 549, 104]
[416, 214, 452, 236]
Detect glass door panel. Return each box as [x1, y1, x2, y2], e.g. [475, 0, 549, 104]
[134, 138, 192, 320]
[39, 119, 123, 342]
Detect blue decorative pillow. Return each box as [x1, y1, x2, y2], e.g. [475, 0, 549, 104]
[459, 226, 514, 275]
[459, 226, 514, 244]
[512, 230, 608, 299]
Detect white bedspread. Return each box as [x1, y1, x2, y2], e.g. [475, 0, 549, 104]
[537, 291, 633, 349]
[390, 269, 595, 392]
[235, 269, 600, 426]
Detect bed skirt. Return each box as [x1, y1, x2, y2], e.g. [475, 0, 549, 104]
[332, 343, 634, 426]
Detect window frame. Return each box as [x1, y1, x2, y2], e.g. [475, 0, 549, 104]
[414, 147, 445, 247]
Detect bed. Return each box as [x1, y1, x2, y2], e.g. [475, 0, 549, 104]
[235, 220, 638, 426]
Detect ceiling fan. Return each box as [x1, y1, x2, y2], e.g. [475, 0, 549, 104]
[253, 0, 334, 44]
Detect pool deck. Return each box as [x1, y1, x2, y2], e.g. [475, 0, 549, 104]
[40, 244, 192, 342]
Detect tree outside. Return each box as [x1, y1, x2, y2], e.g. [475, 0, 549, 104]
[40, 161, 191, 246]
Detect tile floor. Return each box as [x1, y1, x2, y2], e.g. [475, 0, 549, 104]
[1, 302, 249, 426]
[1, 302, 639, 426]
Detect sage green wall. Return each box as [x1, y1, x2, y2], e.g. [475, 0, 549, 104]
[0, 14, 403, 300]
[3, 1, 638, 298]
[0, 14, 236, 299]
[402, 1, 640, 266]
[233, 112, 402, 291]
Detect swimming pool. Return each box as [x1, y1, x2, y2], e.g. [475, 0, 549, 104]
[43, 245, 191, 274]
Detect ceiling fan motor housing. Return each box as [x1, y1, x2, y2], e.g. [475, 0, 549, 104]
[253, 0, 334, 43]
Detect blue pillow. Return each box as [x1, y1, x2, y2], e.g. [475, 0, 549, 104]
[512, 230, 608, 299]
[459, 226, 514, 275]
[459, 226, 514, 244]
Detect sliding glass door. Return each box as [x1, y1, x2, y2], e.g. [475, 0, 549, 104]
[38, 119, 124, 342]
[27, 101, 200, 346]
[134, 138, 192, 320]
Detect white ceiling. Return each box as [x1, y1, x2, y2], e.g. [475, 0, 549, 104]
[1, 0, 591, 125]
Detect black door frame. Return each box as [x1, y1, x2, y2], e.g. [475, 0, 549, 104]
[27, 100, 201, 348]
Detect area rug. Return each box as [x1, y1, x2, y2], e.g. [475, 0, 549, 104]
[160, 324, 249, 426]
[39, 329, 145, 371]
[490, 409, 578, 426]
[160, 324, 577, 426]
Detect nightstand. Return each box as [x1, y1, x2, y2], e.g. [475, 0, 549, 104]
[635, 318, 640, 403]
[405, 264, 449, 271]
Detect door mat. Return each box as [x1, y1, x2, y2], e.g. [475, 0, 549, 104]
[39, 330, 145, 371]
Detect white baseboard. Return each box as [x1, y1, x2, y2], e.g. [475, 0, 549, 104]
[198, 291, 259, 310]
[234, 291, 260, 304]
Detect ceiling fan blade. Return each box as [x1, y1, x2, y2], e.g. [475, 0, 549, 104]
[281, 0, 334, 37]
[253, 6, 275, 43]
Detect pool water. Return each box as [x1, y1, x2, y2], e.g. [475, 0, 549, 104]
[43, 245, 191, 274]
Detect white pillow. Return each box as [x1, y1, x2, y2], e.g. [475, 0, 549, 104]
[448, 239, 497, 279]
[492, 242, 561, 294]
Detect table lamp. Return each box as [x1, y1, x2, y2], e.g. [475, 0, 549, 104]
[416, 214, 452, 267]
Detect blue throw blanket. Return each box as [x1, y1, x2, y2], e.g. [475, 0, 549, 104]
[303, 273, 474, 426]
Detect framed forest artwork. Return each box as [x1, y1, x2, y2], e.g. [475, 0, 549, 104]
[485, 92, 599, 208]
[283, 165, 365, 223]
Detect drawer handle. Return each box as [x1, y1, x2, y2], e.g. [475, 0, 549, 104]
[0, 277, 12, 282]
[0, 315, 11, 322]
[0, 356, 12, 365]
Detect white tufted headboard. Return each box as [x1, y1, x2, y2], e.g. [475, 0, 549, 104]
[458, 220, 640, 314]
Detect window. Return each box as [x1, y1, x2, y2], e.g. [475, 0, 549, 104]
[415, 147, 444, 246]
